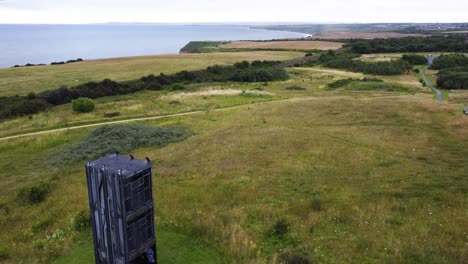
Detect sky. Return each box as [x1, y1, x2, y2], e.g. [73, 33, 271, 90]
[0, 0, 467, 24]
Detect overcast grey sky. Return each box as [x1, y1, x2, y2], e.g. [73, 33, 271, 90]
[0, 0, 467, 24]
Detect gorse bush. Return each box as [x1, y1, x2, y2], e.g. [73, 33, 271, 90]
[72, 97, 95, 113]
[54, 124, 194, 163]
[16, 182, 51, 205]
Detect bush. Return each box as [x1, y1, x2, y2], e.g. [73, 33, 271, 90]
[73, 210, 91, 231]
[0, 96, 51, 119]
[437, 67, 468, 89]
[2, 60, 288, 119]
[431, 54, 468, 70]
[279, 251, 312, 264]
[72, 97, 95, 113]
[328, 78, 355, 89]
[103, 112, 120, 118]
[16, 182, 51, 205]
[401, 54, 427, 65]
[310, 198, 322, 212]
[171, 84, 186, 91]
[346, 35, 468, 54]
[268, 219, 290, 239]
[54, 124, 194, 163]
[318, 51, 411, 75]
[0, 250, 8, 261]
[286, 86, 306, 90]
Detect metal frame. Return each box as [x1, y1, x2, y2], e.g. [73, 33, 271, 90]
[86, 154, 157, 264]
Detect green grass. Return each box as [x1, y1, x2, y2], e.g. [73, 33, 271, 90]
[0, 51, 303, 97]
[52, 231, 221, 264]
[0, 58, 467, 263]
[180, 41, 229, 53]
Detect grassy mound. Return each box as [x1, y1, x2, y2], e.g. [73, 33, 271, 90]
[53, 124, 193, 163]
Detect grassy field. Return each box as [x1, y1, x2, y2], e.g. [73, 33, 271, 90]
[0, 51, 467, 263]
[0, 66, 426, 139]
[310, 32, 426, 39]
[0, 51, 303, 97]
[221, 41, 343, 51]
[52, 231, 221, 264]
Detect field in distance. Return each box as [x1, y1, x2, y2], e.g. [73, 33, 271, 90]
[222, 40, 344, 50]
[309, 32, 426, 40]
[0, 51, 302, 97]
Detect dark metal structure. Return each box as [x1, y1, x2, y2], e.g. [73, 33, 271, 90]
[86, 154, 157, 264]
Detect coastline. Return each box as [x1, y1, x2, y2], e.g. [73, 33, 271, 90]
[0, 24, 307, 68]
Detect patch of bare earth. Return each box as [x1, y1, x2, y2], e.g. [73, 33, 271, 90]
[222, 40, 343, 50]
[310, 32, 427, 40]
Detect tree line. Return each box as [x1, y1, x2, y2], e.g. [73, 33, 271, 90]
[0, 61, 289, 120]
[345, 35, 467, 54]
[432, 54, 468, 90]
[302, 51, 414, 75]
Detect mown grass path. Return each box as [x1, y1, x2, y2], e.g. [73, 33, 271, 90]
[0, 94, 407, 142]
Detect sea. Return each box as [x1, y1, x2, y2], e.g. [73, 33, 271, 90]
[0, 24, 308, 68]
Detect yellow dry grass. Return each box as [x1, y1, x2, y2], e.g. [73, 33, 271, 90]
[222, 41, 343, 50]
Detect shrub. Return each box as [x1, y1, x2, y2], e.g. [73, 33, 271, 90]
[171, 84, 186, 91]
[234, 60, 250, 69]
[328, 78, 355, 89]
[401, 54, 427, 65]
[436, 67, 468, 89]
[286, 85, 306, 90]
[72, 97, 95, 113]
[346, 35, 468, 54]
[279, 251, 312, 264]
[310, 198, 322, 212]
[2, 60, 289, 119]
[431, 54, 468, 70]
[54, 124, 194, 163]
[0, 96, 51, 119]
[268, 219, 290, 239]
[0, 250, 8, 261]
[16, 182, 51, 205]
[73, 210, 91, 231]
[103, 112, 120, 118]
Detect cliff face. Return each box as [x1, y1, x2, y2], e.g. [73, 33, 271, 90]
[179, 41, 227, 53]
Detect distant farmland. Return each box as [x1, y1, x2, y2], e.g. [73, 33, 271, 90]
[222, 40, 344, 50]
[310, 32, 426, 39]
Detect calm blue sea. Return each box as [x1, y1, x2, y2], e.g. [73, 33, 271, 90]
[0, 24, 307, 68]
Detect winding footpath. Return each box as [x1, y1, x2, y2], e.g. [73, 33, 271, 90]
[0, 95, 406, 142]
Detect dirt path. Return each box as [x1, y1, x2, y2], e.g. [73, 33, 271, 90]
[0, 110, 207, 142]
[0, 94, 410, 142]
